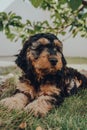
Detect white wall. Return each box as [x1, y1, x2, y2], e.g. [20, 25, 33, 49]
[0, 0, 87, 57]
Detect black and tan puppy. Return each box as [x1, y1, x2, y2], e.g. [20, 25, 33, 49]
[0, 33, 87, 116]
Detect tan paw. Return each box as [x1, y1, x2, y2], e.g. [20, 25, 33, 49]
[0, 93, 28, 110]
[24, 95, 54, 117]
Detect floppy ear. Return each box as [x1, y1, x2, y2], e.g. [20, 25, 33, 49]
[15, 40, 30, 73]
[15, 34, 40, 73]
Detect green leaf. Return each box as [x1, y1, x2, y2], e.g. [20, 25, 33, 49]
[68, 0, 82, 11]
[0, 21, 3, 31]
[5, 25, 10, 34]
[34, 25, 42, 31]
[8, 12, 22, 20]
[7, 33, 15, 41]
[29, 0, 43, 8]
[11, 15, 22, 20]
[9, 20, 23, 27]
[58, 0, 68, 4]
[42, 20, 49, 26]
[26, 20, 31, 26]
[0, 12, 8, 20]
[61, 31, 66, 35]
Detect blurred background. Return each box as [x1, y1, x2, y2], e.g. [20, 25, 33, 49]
[0, 0, 87, 65]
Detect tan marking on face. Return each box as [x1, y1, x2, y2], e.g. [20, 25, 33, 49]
[54, 39, 63, 51]
[32, 54, 63, 79]
[37, 38, 49, 45]
[55, 53, 63, 71]
[32, 50, 51, 69]
[31, 50, 51, 79]
[27, 47, 63, 78]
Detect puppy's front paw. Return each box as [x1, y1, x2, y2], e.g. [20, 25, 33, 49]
[24, 95, 54, 117]
[0, 93, 28, 110]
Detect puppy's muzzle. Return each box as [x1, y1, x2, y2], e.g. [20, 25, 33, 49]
[49, 57, 58, 66]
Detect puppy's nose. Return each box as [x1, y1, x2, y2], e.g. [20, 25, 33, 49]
[49, 58, 58, 66]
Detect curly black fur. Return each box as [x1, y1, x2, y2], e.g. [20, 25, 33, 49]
[15, 33, 87, 107]
[15, 33, 65, 90]
[15, 33, 62, 72]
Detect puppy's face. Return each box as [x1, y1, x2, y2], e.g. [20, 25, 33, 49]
[26, 37, 66, 76]
[16, 33, 66, 77]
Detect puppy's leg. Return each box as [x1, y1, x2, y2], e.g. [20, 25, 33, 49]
[0, 93, 28, 110]
[24, 84, 62, 117]
[24, 95, 54, 117]
[0, 80, 36, 110]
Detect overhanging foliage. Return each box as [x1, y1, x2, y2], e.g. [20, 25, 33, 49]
[0, 0, 87, 43]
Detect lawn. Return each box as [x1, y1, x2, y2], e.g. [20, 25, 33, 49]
[66, 57, 87, 64]
[0, 58, 87, 130]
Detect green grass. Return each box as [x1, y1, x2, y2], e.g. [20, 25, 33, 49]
[0, 66, 21, 75]
[66, 57, 87, 64]
[0, 90, 87, 130]
[0, 64, 87, 130]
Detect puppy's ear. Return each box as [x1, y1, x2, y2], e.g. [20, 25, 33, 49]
[15, 40, 30, 72]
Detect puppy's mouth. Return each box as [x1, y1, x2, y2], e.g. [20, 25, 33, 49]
[38, 67, 58, 75]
